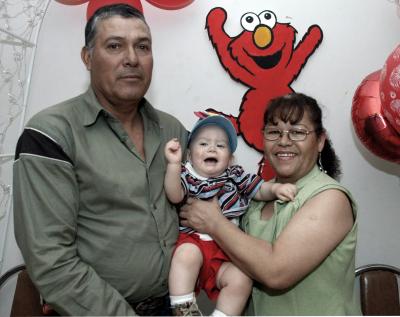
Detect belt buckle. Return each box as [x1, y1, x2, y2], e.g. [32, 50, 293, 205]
[134, 296, 164, 315]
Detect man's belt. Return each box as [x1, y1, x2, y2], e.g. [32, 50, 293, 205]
[131, 294, 170, 316]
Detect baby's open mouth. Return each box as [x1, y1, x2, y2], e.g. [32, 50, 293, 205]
[204, 158, 218, 163]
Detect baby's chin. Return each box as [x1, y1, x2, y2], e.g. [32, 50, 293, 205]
[201, 168, 226, 178]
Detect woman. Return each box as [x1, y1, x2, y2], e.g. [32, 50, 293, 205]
[180, 93, 361, 315]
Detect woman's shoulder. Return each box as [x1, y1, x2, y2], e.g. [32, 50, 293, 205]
[299, 168, 350, 198]
[299, 168, 357, 219]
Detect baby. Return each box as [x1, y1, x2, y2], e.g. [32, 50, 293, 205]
[165, 113, 297, 316]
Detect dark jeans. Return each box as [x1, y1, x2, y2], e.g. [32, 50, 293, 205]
[129, 294, 172, 316]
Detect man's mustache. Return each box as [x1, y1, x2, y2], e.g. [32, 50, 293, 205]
[117, 71, 143, 79]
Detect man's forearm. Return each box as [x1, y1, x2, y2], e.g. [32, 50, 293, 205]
[13, 154, 136, 315]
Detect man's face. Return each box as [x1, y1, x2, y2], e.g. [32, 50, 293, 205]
[82, 16, 153, 108]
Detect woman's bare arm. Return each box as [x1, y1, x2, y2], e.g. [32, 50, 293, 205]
[179, 189, 354, 289]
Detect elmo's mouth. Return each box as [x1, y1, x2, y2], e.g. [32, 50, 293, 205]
[250, 50, 282, 69]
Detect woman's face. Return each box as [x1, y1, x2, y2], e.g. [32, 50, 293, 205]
[263, 111, 326, 184]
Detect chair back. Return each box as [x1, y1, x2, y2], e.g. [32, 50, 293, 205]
[0, 265, 44, 316]
[10, 268, 44, 316]
[356, 264, 400, 316]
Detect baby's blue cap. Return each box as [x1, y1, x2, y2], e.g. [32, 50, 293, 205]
[188, 114, 238, 153]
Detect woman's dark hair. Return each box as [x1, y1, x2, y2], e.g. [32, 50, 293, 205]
[264, 93, 342, 180]
[84, 4, 147, 50]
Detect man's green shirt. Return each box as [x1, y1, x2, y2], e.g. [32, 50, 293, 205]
[13, 88, 188, 315]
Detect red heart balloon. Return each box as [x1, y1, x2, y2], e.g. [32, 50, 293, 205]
[379, 44, 400, 135]
[87, 0, 144, 20]
[352, 70, 400, 163]
[145, 0, 194, 10]
[55, 0, 89, 5]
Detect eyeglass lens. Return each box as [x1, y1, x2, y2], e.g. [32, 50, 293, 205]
[264, 129, 309, 141]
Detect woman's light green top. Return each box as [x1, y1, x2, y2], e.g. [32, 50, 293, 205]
[242, 166, 361, 315]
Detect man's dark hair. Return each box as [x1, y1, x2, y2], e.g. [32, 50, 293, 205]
[84, 3, 147, 50]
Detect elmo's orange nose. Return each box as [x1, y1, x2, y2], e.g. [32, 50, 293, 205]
[253, 25, 273, 48]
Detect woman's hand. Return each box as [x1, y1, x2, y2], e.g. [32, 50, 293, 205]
[179, 197, 226, 235]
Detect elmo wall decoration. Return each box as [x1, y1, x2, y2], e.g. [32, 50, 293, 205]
[205, 7, 323, 179]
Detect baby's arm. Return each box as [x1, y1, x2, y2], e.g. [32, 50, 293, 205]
[164, 138, 185, 204]
[254, 182, 297, 202]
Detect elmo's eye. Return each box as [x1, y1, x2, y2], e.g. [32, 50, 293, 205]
[258, 10, 277, 29]
[241, 12, 260, 32]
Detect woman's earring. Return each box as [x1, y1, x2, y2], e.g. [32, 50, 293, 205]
[259, 161, 264, 175]
[318, 152, 327, 174]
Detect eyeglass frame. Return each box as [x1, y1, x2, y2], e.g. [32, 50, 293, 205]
[263, 127, 316, 141]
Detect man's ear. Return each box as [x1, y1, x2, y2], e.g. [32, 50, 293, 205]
[81, 47, 92, 71]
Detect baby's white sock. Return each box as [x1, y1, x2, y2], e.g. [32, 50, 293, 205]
[170, 292, 195, 306]
[211, 309, 227, 316]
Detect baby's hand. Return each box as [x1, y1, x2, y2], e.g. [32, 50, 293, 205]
[165, 138, 182, 164]
[273, 183, 297, 201]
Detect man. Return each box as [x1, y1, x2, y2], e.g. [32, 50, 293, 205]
[13, 2, 187, 315]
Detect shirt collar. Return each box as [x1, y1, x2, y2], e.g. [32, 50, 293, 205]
[185, 161, 207, 180]
[139, 97, 160, 127]
[185, 161, 228, 180]
[81, 87, 159, 127]
[81, 87, 104, 127]
[295, 165, 321, 190]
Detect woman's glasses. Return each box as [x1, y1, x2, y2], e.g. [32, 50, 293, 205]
[263, 127, 315, 141]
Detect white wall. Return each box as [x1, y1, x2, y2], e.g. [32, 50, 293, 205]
[1, 0, 399, 314]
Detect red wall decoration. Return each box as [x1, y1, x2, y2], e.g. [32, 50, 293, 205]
[352, 45, 400, 164]
[56, 0, 194, 13]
